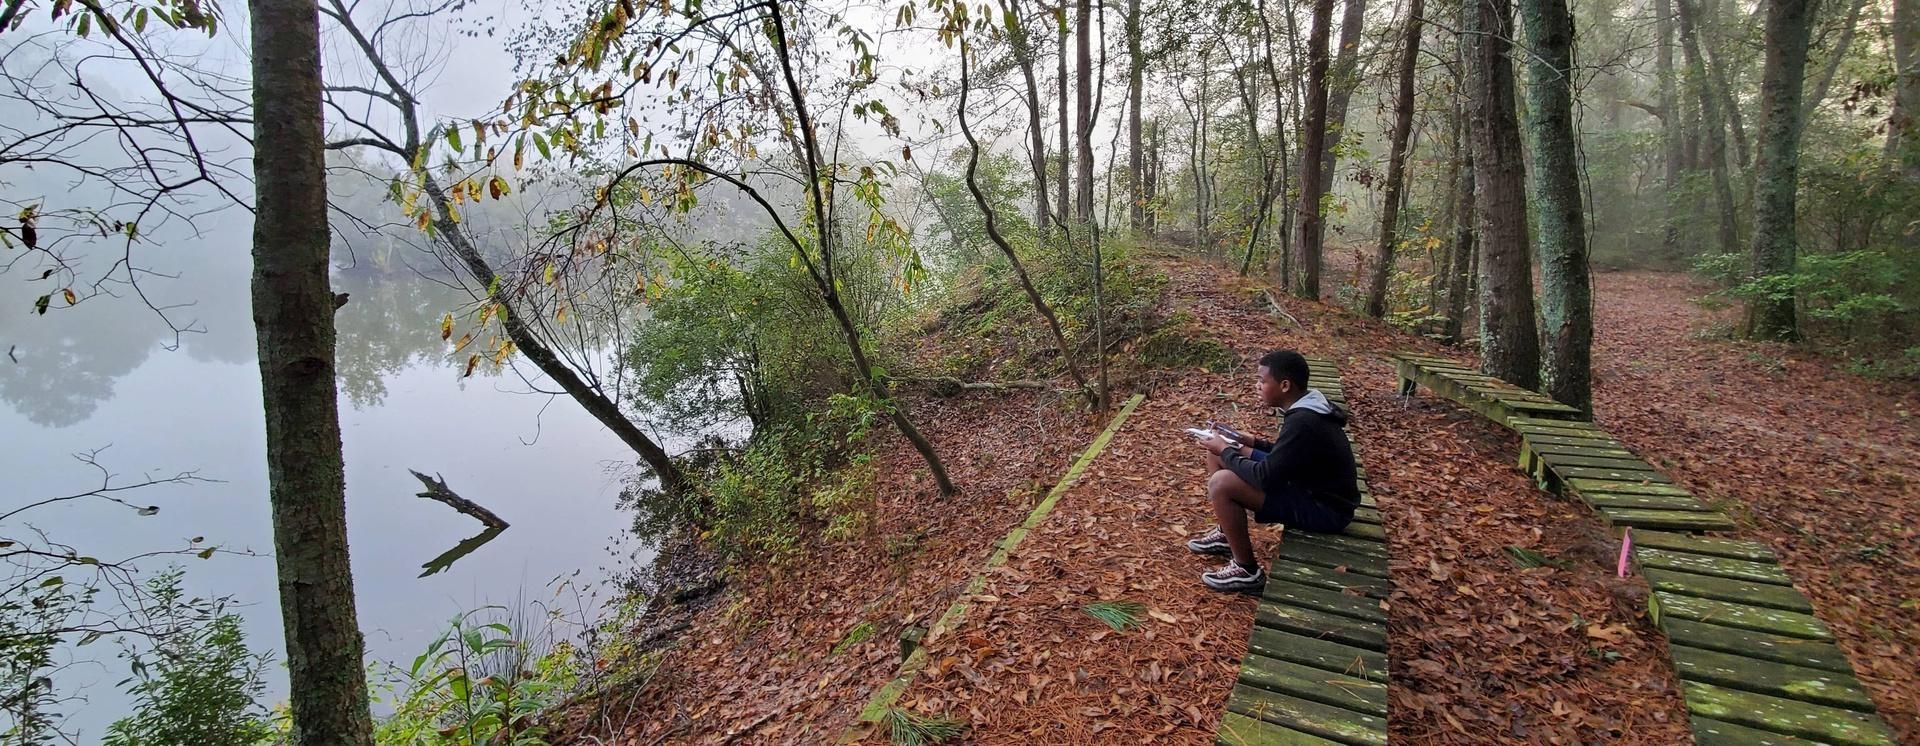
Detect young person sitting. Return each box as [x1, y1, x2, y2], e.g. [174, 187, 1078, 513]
[1185, 349, 1360, 592]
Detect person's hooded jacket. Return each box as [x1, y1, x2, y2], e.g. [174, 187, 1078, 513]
[1216, 389, 1362, 509]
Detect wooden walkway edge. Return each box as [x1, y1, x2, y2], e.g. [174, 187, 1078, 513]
[1391, 351, 1899, 746]
[1217, 357, 1394, 746]
[840, 393, 1147, 743]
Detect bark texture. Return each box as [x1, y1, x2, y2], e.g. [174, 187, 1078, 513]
[1520, 0, 1594, 410]
[249, 0, 377, 740]
[1289, 0, 1335, 299]
[1365, 0, 1423, 318]
[1463, 0, 1541, 388]
[1746, 0, 1817, 341]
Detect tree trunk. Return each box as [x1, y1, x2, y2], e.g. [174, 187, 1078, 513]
[1127, 0, 1145, 231]
[958, 40, 1099, 408]
[1891, 0, 1919, 180]
[1464, 0, 1541, 388]
[1443, 125, 1477, 345]
[1746, 0, 1816, 341]
[1058, 10, 1072, 224]
[1678, 0, 1741, 256]
[1802, 0, 1866, 123]
[1075, 0, 1095, 223]
[1290, 0, 1335, 299]
[1007, 0, 1053, 232]
[1655, 0, 1686, 255]
[1366, 0, 1423, 318]
[249, 0, 377, 741]
[1316, 0, 1369, 194]
[1520, 0, 1594, 410]
[1237, 66, 1280, 276]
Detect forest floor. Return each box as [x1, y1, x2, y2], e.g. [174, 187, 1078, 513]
[565, 254, 1919, 745]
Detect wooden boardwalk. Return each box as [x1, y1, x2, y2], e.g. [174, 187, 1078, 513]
[1393, 352, 1899, 746]
[1218, 357, 1392, 746]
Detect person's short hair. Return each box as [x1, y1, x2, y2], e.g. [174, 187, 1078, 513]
[1259, 349, 1310, 390]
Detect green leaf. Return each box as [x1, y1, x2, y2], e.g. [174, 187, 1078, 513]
[39, 576, 62, 588]
[445, 126, 463, 153]
[197, 547, 215, 559]
[32, 294, 49, 315]
[532, 132, 551, 160]
[134, 7, 147, 31]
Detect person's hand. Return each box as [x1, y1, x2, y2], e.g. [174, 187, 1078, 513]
[1198, 432, 1230, 453]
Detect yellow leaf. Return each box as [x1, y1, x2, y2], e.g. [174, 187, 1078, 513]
[453, 332, 473, 351]
[61, 288, 76, 306]
[463, 354, 479, 378]
[488, 175, 508, 200]
[439, 313, 453, 340]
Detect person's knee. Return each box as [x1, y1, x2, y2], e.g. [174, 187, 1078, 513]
[1207, 469, 1240, 497]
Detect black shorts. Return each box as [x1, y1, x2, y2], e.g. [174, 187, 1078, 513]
[1252, 480, 1355, 533]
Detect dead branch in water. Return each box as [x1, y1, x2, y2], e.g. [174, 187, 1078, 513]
[409, 470, 509, 530]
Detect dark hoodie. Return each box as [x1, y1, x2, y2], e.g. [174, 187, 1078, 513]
[1217, 389, 1362, 509]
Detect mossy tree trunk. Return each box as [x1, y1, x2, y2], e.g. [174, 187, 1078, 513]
[1745, 0, 1817, 342]
[1520, 0, 1594, 410]
[1289, 0, 1335, 300]
[1463, 0, 1541, 388]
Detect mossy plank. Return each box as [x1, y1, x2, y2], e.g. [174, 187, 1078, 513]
[1247, 627, 1388, 682]
[1254, 601, 1387, 652]
[1636, 547, 1794, 585]
[1239, 653, 1388, 717]
[1215, 711, 1344, 746]
[1538, 453, 1659, 471]
[1642, 567, 1813, 612]
[1511, 416, 1603, 431]
[1261, 579, 1388, 624]
[1634, 530, 1777, 561]
[1669, 644, 1877, 712]
[1573, 490, 1712, 511]
[1661, 618, 1855, 673]
[1524, 441, 1636, 459]
[1553, 465, 1673, 483]
[1350, 507, 1382, 526]
[1265, 562, 1391, 599]
[1679, 680, 1897, 746]
[1651, 591, 1833, 640]
[1339, 522, 1385, 542]
[1599, 507, 1737, 532]
[1691, 716, 1827, 746]
[1526, 433, 1628, 449]
[1226, 684, 1387, 746]
[1287, 531, 1389, 558]
[1275, 541, 1389, 578]
[1565, 479, 1692, 497]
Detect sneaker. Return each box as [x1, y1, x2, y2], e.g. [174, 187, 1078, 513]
[1202, 561, 1266, 593]
[1186, 527, 1231, 555]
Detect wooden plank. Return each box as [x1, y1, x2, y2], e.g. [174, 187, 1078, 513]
[1565, 479, 1692, 497]
[1255, 602, 1387, 652]
[1660, 618, 1856, 673]
[1339, 522, 1385, 542]
[1350, 507, 1382, 526]
[1226, 684, 1387, 746]
[1536, 453, 1659, 471]
[1286, 531, 1387, 558]
[1275, 541, 1388, 579]
[1265, 562, 1391, 599]
[1551, 465, 1673, 483]
[1691, 716, 1827, 746]
[1238, 653, 1388, 717]
[1642, 567, 1813, 612]
[1261, 580, 1388, 624]
[1634, 530, 1777, 562]
[1247, 627, 1387, 682]
[1651, 591, 1833, 640]
[1216, 711, 1344, 746]
[1636, 547, 1794, 585]
[1669, 644, 1877, 712]
[1572, 490, 1712, 511]
[1599, 507, 1738, 532]
[1679, 681, 1898, 746]
[1524, 441, 1636, 459]
[1526, 433, 1628, 449]
[1511, 416, 1604, 431]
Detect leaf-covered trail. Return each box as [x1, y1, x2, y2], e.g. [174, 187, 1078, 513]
[888, 257, 1693, 744]
[1588, 271, 1920, 743]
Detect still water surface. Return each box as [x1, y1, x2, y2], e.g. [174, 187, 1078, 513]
[1, 208, 646, 736]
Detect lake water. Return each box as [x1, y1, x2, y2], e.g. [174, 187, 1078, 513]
[1, 208, 649, 737]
